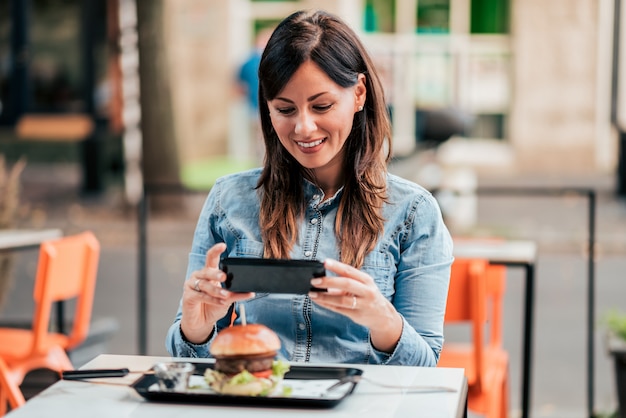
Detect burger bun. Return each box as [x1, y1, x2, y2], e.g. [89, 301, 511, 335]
[210, 323, 281, 357]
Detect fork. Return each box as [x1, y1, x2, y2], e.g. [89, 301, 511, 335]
[326, 375, 457, 393]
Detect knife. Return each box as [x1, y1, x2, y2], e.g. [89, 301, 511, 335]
[61, 368, 131, 380]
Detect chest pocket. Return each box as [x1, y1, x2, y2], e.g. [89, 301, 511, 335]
[362, 250, 394, 297]
[231, 239, 264, 258]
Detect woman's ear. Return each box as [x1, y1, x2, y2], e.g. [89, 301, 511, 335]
[354, 73, 367, 112]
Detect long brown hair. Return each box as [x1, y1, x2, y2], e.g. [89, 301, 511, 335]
[257, 9, 392, 268]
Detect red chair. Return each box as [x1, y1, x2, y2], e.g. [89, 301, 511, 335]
[0, 231, 100, 415]
[438, 258, 509, 418]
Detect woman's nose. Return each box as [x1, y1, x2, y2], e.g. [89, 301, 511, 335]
[294, 110, 316, 136]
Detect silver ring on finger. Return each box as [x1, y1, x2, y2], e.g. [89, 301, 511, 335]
[194, 279, 201, 292]
[351, 295, 357, 310]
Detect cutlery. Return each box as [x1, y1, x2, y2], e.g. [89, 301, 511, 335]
[325, 375, 457, 394]
[61, 368, 150, 380]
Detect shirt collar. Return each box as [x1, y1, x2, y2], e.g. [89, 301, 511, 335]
[302, 177, 344, 208]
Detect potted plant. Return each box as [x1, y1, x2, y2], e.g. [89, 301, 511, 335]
[604, 309, 626, 418]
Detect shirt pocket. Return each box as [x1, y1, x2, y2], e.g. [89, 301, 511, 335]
[230, 239, 264, 258]
[362, 250, 394, 297]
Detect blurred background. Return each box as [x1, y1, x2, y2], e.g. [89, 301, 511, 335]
[2, 0, 624, 192]
[1, 1, 626, 417]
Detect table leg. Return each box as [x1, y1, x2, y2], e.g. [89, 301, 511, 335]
[521, 263, 535, 418]
[464, 390, 468, 418]
[138, 191, 148, 355]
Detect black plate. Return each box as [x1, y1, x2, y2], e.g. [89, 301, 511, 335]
[131, 362, 363, 408]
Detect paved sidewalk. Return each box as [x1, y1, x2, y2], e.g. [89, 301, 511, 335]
[4, 158, 626, 417]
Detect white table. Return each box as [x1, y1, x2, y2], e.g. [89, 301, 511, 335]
[453, 238, 537, 264]
[453, 238, 537, 418]
[5, 354, 468, 418]
[0, 228, 63, 251]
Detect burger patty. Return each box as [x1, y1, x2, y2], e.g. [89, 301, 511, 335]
[214, 352, 276, 375]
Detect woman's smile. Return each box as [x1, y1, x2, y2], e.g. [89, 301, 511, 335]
[296, 138, 326, 150]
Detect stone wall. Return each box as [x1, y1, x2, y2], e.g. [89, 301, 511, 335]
[164, 0, 232, 164]
[509, 0, 606, 173]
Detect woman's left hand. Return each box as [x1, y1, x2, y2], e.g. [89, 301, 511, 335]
[308, 258, 403, 352]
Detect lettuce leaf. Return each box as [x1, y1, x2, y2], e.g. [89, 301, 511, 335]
[271, 360, 290, 379]
[229, 370, 255, 385]
[203, 360, 291, 397]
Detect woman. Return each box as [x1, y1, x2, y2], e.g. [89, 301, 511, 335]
[166, 9, 453, 366]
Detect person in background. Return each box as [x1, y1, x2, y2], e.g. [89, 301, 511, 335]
[166, 9, 453, 367]
[236, 27, 273, 160]
[237, 27, 272, 115]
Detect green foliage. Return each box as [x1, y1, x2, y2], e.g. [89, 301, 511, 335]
[592, 410, 619, 418]
[180, 157, 256, 191]
[603, 308, 626, 341]
[591, 410, 619, 418]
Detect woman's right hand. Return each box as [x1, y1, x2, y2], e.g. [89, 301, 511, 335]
[179, 243, 254, 344]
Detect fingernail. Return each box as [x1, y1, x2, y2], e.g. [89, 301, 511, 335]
[308, 291, 318, 298]
[324, 258, 334, 267]
[311, 278, 322, 285]
[219, 289, 228, 296]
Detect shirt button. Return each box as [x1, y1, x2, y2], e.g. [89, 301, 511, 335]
[304, 250, 312, 257]
[310, 218, 318, 225]
[298, 323, 306, 330]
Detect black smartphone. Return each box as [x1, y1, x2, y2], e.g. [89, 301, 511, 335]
[219, 257, 326, 294]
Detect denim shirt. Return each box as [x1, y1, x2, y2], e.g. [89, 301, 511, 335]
[165, 168, 453, 366]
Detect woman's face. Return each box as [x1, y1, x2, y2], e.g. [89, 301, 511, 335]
[268, 60, 366, 185]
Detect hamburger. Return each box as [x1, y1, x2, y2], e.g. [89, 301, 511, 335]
[204, 323, 290, 396]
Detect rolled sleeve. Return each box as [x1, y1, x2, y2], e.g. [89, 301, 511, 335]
[166, 323, 214, 358]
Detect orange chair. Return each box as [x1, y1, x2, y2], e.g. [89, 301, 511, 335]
[0, 231, 100, 415]
[0, 357, 23, 414]
[438, 258, 509, 418]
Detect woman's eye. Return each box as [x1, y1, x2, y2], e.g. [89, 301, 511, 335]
[314, 104, 333, 112]
[276, 107, 295, 115]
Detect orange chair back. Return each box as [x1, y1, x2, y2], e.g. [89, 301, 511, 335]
[443, 258, 489, 387]
[439, 257, 509, 418]
[31, 231, 100, 352]
[444, 259, 507, 364]
[444, 258, 489, 323]
[485, 263, 507, 348]
[0, 231, 100, 414]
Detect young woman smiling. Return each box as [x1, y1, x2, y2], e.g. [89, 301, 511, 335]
[166, 9, 453, 367]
